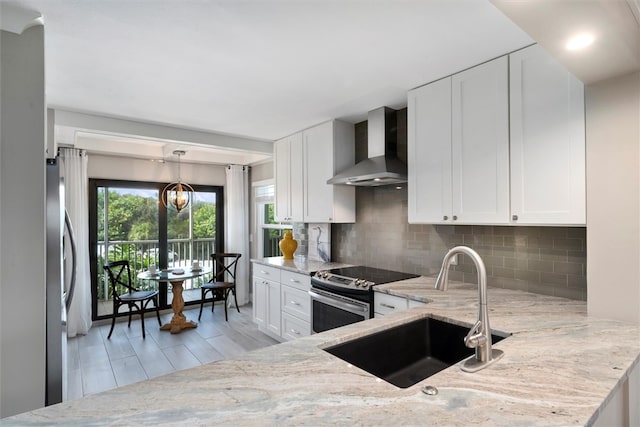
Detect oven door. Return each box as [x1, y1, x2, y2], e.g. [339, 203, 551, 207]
[309, 287, 370, 334]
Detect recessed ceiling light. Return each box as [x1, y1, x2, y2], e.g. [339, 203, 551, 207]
[566, 33, 595, 51]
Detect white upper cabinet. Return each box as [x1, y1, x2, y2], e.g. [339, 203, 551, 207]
[408, 45, 586, 226]
[509, 45, 586, 225]
[274, 133, 303, 222]
[451, 56, 510, 224]
[303, 120, 355, 223]
[408, 56, 509, 225]
[408, 77, 452, 223]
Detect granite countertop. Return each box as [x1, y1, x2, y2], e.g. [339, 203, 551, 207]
[4, 277, 639, 426]
[251, 256, 352, 275]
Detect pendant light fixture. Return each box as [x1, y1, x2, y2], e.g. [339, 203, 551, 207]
[162, 150, 194, 213]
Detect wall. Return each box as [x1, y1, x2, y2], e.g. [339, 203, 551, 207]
[586, 71, 640, 324]
[0, 26, 47, 417]
[88, 153, 226, 185]
[332, 186, 587, 300]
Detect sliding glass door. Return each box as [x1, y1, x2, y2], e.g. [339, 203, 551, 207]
[89, 179, 224, 320]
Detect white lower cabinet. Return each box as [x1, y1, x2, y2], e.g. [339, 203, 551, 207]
[253, 265, 282, 339]
[279, 270, 311, 341]
[374, 292, 426, 318]
[253, 264, 311, 341]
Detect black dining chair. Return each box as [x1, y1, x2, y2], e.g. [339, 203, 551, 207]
[198, 253, 241, 321]
[103, 260, 162, 339]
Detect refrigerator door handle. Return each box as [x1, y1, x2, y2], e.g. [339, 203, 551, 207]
[64, 209, 77, 312]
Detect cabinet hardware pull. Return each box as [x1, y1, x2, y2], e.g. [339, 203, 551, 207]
[443, 215, 448, 220]
[452, 215, 458, 220]
[261, 270, 268, 274]
[290, 279, 299, 283]
[291, 329, 300, 335]
[512, 214, 518, 221]
[290, 301, 300, 305]
[380, 303, 396, 309]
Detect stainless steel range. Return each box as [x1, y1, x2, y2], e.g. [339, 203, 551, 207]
[309, 266, 419, 333]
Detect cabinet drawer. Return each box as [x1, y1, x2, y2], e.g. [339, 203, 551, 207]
[253, 264, 281, 281]
[281, 311, 310, 341]
[281, 284, 310, 322]
[281, 270, 310, 292]
[408, 299, 427, 309]
[374, 293, 407, 315]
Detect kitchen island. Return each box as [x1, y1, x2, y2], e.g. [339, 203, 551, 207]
[3, 276, 639, 426]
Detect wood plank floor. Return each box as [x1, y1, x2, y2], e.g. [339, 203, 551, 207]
[66, 303, 280, 400]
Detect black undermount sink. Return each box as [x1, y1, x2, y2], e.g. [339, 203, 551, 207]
[324, 317, 507, 388]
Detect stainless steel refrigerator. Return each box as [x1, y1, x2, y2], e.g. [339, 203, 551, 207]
[45, 157, 77, 406]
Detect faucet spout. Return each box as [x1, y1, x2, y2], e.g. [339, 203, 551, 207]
[435, 246, 504, 372]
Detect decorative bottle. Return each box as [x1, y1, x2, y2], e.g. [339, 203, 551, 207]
[279, 231, 298, 260]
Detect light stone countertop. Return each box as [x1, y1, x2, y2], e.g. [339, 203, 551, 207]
[251, 256, 352, 274]
[3, 276, 639, 426]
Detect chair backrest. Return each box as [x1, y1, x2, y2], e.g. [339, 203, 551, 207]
[210, 253, 241, 284]
[103, 260, 138, 299]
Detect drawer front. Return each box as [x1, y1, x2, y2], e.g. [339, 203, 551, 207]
[253, 264, 281, 281]
[280, 270, 310, 292]
[408, 299, 427, 309]
[281, 284, 310, 321]
[374, 293, 407, 315]
[281, 311, 310, 341]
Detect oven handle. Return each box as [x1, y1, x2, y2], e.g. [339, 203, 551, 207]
[308, 290, 369, 314]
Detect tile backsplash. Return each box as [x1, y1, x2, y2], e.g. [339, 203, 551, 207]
[330, 186, 587, 301]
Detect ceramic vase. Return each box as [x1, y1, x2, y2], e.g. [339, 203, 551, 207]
[279, 231, 298, 260]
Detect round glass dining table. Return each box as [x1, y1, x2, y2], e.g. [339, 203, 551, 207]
[138, 267, 212, 334]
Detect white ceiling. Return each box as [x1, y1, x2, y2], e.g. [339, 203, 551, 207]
[2, 0, 534, 158]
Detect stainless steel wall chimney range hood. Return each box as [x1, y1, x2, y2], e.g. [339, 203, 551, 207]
[327, 107, 407, 187]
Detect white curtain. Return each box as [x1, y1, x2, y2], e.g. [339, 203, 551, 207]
[60, 148, 92, 337]
[225, 165, 250, 306]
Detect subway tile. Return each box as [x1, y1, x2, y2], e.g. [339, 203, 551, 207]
[540, 248, 568, 262]
[540, 272, 568, 286]
[554, 262, 584, 276]
[492, 226, 516, 236]
[492, 267, 515, 279]
[554, 238, 584, 251]
[472, 225, 494, 235]
[503, 235, 528, 248]
[515, 270, 541, 283]
[528, 259, 553, 272]
[504, 257, 528, 270]
[566, 227, 586, 239]
[538, 227, 568, 239]
[527, 236, 554, 249]
[567, 274, 587, 289]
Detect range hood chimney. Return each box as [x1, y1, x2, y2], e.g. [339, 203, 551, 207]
[327, 107, 407, 186]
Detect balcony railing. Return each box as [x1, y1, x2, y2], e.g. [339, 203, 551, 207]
[96, 238, 216, 303]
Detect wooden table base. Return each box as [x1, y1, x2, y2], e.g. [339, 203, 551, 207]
[160, 279, 197, 334]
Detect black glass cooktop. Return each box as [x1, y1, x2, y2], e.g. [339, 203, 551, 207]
[327, 266, 419, 285]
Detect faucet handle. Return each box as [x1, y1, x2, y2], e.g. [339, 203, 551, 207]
[464, 320, 487, 348]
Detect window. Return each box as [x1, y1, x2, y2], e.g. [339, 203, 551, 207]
[254, 182, 291, 258]
[89, 179, 224, 320]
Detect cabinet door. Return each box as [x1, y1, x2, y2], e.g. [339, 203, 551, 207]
[266, 280, 281, 336]
[303, 121, 335, 222]
[509, 45, 585, 225]
[252, 277, 267, 328]
[289, 133, 304, 221]
[303, 121, 355, 223]
[274, 138, 291, 222]
[452, 56, 510, 224]
[408, 77, 453, 223]
[274, 134, 304, 222]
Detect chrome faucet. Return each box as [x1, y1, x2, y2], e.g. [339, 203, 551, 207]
[435, 246, 504, 372]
